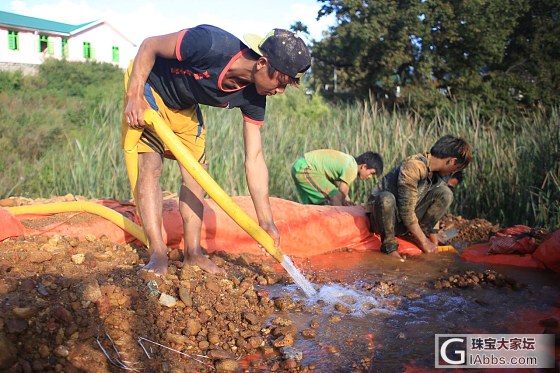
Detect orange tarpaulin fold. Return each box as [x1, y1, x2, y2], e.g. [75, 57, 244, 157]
[5, 197, 423, 257]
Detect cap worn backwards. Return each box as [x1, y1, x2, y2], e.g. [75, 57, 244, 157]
[243, 29, 311, 79]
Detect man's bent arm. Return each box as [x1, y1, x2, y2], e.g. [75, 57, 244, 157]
[407, 222, 436, 253]
[125, 32, 181, 127]
[337, 181, 354, 206]
[243, 121, 280, 247]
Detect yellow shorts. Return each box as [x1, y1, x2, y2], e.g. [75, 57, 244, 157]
[121, 60, 206, 163]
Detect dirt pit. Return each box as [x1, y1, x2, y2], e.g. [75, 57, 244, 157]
[1, 201, 559, 372]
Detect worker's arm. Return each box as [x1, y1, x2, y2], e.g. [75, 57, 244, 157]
[125, 32, 182, 128]
[243, 121, 280, 248]
[335, 181, 354, 206]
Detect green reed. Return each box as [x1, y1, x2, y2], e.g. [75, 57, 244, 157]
[4, 86, 559, 229]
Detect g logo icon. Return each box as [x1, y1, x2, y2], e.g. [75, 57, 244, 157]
[441, 338, 466, 364]
[436, 335, 467, 367]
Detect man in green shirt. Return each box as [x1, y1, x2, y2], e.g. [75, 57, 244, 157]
[291, 149, 383, 206]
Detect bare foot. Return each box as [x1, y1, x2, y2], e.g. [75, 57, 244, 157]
[140, 251, 169, 276]
[388, 250, 405, 262]
[184, 254, 226, 276]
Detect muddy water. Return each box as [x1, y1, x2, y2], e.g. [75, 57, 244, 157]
[266, 249, 560, 372]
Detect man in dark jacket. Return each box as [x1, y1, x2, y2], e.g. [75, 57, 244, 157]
[366, 135, 472, 259]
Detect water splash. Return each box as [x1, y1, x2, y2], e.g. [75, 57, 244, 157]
[280, 254, 317, 298]
[311, 283, 399, 316]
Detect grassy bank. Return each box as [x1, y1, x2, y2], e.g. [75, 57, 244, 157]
[1, 62, 558, 229]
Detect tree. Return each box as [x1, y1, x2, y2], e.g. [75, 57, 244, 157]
[310, 0, 560, 116]
[495, 0, 560, 108]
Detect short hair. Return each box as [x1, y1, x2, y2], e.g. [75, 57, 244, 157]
[355, 152, 384, 175]
[267, 62, 300, 85]
[430, 135, 472, 167]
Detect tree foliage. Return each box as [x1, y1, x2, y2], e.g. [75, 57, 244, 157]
[310, 0, 560, 116]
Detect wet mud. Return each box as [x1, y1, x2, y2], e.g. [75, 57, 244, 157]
[0, 206, 558, 372]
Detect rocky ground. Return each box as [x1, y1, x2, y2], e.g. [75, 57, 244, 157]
[3, 196, 545, 373]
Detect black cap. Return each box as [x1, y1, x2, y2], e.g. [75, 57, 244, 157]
[244, 29, 311, 79]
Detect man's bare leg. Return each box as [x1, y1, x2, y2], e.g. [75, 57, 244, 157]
[179, 163, 226, 275]
[137, 152, 169, 275]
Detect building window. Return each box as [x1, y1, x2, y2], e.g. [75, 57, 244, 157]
[61, 38, 68, 58]
[112, 46, 120, 63]
[38, 35, 53, 54]
[8, 30, 19, 50]
[83, 42, 92, 59]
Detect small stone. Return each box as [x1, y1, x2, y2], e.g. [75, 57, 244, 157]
[53, 345, 69, 358]
[215, 359, 238, 372]
[178, 287, 192, 307]
[84, 234, 96, 242]
[158, 293, 177, 307]
[301, 329, 316, 339]
[280, 346, 303, 361]
[184, 319, 202, 336]
[71, 254, 85, 265]
[12, 307, 35, 319]
[81, 280, 102, 303]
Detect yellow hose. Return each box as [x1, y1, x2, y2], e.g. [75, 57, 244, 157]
[144, 109, 285, 263]
[123, 128, 144, 199]
[6, 201, 147, 245]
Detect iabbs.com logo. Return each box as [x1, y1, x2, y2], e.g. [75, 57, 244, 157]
[435, 334, 555, 369]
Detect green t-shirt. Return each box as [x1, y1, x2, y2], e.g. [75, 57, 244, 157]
[303, 149, 358, 185]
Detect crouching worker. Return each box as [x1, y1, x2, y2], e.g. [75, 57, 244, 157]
[366, 135, 472, 259]
[291, 149, 383, 206]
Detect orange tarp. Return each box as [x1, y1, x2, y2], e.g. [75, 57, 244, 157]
[0, 207, 25, 241]
[462, 228, 560, 272]
[6, 197, 423, 257]
[461, 243, 546, 270]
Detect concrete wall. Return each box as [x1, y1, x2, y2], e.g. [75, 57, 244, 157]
[0, 22, 136, 70]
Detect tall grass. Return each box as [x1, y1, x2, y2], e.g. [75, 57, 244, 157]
[3, 83, 559, 229]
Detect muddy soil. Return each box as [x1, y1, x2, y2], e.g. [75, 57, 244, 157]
[1, 197, 558, 372]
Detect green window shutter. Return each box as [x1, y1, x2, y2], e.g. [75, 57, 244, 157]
[8, 31, 18, 50]
[83, 42, 91, 59]
[47, 40, 54, 54]
[61, 39, 68, 58]
[38, 35, 49, 53]
[112, 46, 119, 62]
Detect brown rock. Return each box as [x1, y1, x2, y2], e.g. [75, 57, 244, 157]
[208, 349, 234, 360]
[12, 307, 35, 319]
[243, 312, 259, 325]
[215, 358, 238, 372]
[0, 198, 17, 207]
[272, 334, 294, 347]
[184, 319, 202, 336]
[247, 335, 263, 348]
[301, 329, 317, 339]
[52, 305, 73, 325]
[272, 324, 298, 337]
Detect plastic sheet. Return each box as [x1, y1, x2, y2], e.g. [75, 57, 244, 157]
[5, 197, 423, 257]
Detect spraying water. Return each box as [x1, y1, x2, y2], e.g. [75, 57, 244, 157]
[280, 254, 317, 297]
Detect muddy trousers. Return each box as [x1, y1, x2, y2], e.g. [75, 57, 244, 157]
[367, 185, 453, 253]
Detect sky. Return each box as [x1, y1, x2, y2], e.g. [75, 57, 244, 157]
[1, 0, 336, 46]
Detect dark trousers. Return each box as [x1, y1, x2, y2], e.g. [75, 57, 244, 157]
[367, 185, 453, 253]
